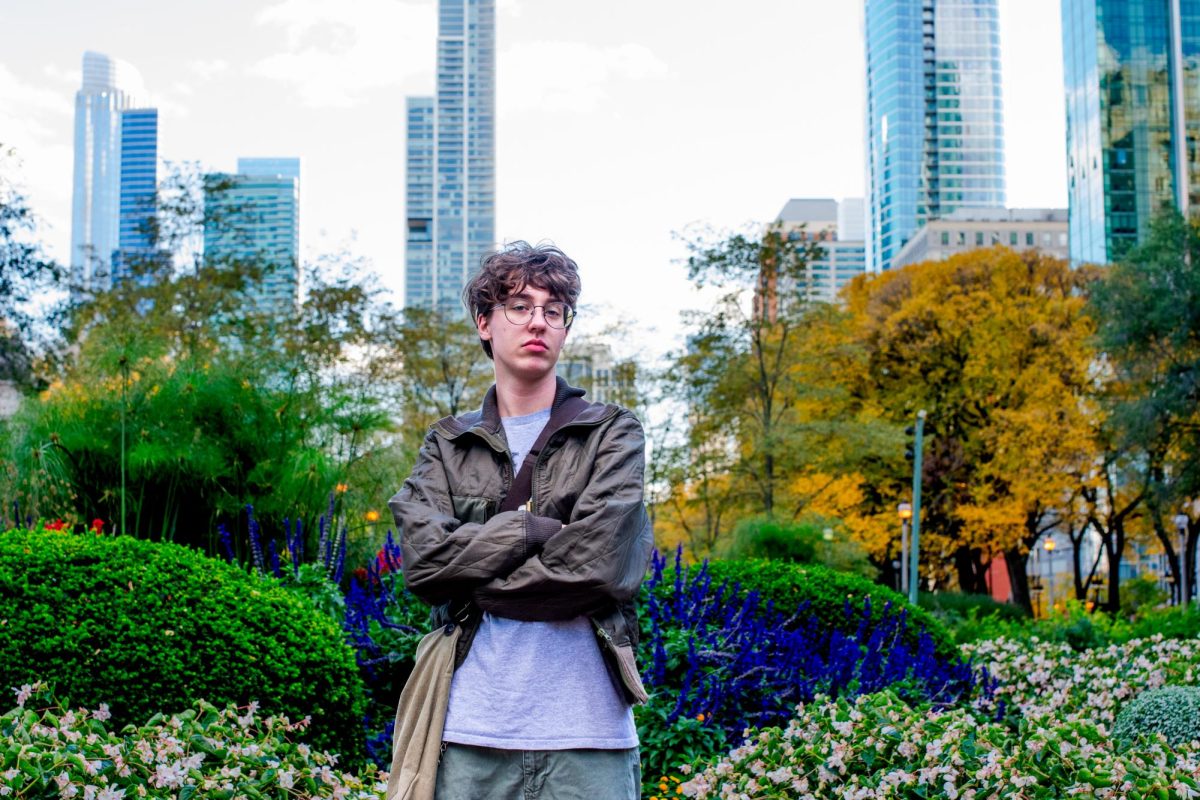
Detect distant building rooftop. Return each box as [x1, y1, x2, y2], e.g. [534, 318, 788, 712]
[776, 198, 839, 223]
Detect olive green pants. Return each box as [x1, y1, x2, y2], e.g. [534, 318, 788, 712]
[434, 743, 640, 800]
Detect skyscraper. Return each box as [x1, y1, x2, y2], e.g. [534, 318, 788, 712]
[203, 158, 301, 315]
[1062, 0, 1198, 265]
[864, 0, 1006, 273]
[114, 108, 159, 283]
[71, 51, 156, 293]
[405, 0, 496, 313]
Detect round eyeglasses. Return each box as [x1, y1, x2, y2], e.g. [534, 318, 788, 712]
[492, 301, 575, 329]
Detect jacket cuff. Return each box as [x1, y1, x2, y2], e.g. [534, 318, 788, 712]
[524, 513, 561, 556]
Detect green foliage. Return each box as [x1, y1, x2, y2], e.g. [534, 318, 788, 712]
[666, 557, 955, 659]
[1120, 573, 1169, 616]
[0, 681, 386, 798]
[919, 591, 1028, 624]
[635, 693, 729, 798]
[725, 515, 816, 562]
[724, 515, 878, 579]
[949, 599, 1133, 649]
[1127, 605, 1200, 641]
[0, 529, 367, 764]
[1113, 685, 1200, 749]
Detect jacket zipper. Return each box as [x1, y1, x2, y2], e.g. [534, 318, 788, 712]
[592, 619, 649, 704]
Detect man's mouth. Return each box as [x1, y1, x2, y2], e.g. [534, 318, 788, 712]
[523, 339, 548, 352]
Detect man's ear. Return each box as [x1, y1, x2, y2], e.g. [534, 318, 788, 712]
[477, 313, 492, 343]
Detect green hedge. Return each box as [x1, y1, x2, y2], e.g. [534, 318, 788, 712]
[0, 530, 367, 763]
[664, 558, 956, 659]
[1113, 685, 1200, 749]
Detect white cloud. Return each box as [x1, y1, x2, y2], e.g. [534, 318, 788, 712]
[43, 62, 81, 87]
[0, 64, 74, 261]
[500, 42, 668, 114]
[189, 58, 229, 80]
[0, 64, 70, 118]
[250, 0, 435, 108]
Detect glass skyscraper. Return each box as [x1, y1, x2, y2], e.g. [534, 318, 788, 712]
[203, 158, 301, 315]
[864, 0, 1006, 273]
[114, 108, 159, 283]
[71, 51, 156, 293]
[405, 0, 496, 314]
[1062, 0, 1200, 265]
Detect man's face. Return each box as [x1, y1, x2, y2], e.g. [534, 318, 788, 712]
[477, 284, 570, 385]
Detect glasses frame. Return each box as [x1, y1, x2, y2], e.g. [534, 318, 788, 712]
[490, 301, 576, 329]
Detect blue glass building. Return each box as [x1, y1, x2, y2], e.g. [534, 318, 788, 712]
[1062, 0, 1200, 265]
[865, 0, 1006, 273]
[405, 0, 496, 314]
[113, 108, 158, 282]
[203, 159, 301, 316]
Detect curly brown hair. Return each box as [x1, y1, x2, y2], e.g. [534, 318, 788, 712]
[463, 241, 582, 359]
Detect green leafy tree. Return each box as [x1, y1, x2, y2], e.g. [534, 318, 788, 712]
[0, 146, 66, 388]
[1089, 209, 1200, 605]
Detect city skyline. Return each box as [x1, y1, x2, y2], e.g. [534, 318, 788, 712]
[0, 0, 1066, 357]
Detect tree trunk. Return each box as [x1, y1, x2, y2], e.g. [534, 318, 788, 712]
[954, 545, 989, 594]
[1004, 547, 1033, 616]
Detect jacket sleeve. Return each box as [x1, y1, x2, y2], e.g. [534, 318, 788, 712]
[388, 430, 545, 606]
[471, 410, 654, 621]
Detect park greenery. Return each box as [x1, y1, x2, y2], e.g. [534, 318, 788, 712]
[9, 148, 1200, 796]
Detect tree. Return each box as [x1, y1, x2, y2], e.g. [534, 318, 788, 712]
[380, 307, 494, 456]
[0, 146, 66, 388]
[1086, 209, 1200, 605]
[842, 248, 1099, 599]
[3, 167, 398, 550]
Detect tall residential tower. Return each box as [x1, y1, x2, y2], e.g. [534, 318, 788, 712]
[1062, 0, 1200, 265]
[864, 0, 1006, 273]
[405, 0, 496, 313]
[71, 51, 158, 293]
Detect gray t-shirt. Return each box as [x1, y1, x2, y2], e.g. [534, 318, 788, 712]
[441, 407, 638, 750]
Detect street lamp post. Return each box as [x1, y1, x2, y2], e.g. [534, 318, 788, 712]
[907, 410, 927, 606]
[1175, 513, 1190, 606]
[822, 527, 834, 565]
[1044, 538, 1057, 615]
[898, 502, 913, 595]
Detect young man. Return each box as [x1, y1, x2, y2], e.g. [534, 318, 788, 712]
[388, 242, 653, 800]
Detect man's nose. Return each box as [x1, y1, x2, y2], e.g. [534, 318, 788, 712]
[527, 307, 548, 329]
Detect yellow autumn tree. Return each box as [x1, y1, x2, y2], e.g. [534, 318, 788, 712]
[840, 248, 1100, 601]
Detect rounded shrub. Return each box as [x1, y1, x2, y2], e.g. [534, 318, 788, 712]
[677, 556, 956, 658]
[0, 529, 367, 764]
[1113, 685, 1200, 749]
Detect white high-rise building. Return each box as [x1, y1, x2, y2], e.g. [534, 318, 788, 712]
[70, 51, 151, 294]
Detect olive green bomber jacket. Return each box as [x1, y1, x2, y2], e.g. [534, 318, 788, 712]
[387, 377, 653, 704]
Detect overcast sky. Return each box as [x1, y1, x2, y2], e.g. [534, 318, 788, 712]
[0, 0, 1066, 356]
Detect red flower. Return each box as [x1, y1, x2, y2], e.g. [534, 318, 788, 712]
[90, 519, 105, 533]
[43, 519, 66, 532]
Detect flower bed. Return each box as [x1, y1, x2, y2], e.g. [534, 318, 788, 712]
[0, 682, 387, 799]
[677, 635, 1200, 799]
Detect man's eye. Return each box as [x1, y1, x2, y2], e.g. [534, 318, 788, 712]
[510, 303, 531, 313]
[544, 307, 562, 319]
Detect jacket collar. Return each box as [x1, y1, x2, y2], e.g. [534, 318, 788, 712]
[431, 376, 615, 446]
